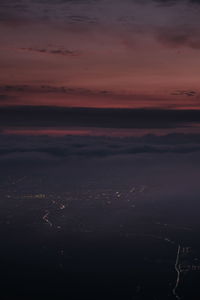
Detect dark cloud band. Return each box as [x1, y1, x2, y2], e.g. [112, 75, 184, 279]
[1, 106, 200, 129]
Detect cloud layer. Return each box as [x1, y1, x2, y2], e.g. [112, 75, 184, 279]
[1, 133, 200, 165]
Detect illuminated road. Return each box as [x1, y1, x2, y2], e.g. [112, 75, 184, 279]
[173, 245, 181, 299]
[42, 210, 53, 227]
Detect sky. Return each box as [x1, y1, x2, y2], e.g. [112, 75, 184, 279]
[1, 0, 200, 135]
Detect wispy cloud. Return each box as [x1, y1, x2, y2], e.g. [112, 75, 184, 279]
[0, 84, 111, 95]
[0, 94, 16, 102]
[171, 90, 197, 97]
[20, 47, 81, 57]
[155, 26, 200, 49]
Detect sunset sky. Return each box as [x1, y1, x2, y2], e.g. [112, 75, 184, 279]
[1, 0, 200, 134]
